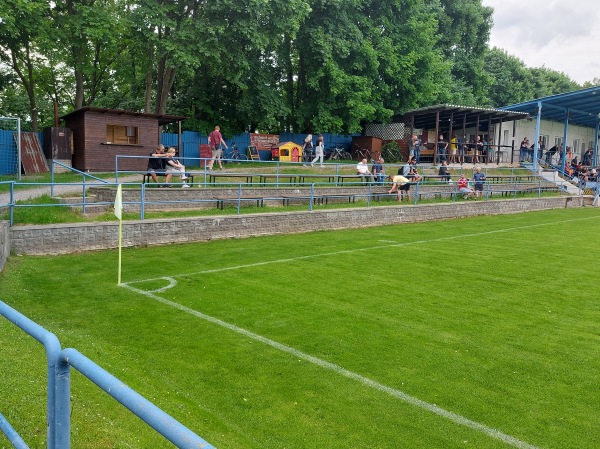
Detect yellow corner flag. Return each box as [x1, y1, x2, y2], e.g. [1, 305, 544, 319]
[114, 184, 123, 220]
[114, 184, 123, 284]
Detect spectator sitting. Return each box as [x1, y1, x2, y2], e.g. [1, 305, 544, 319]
[406, 166, 422, 183]
[165, 147, 190, 188]
[372, 156, 386, 183]
[588, 168, 598, 182]
[438, 160, 451, 182]
[457, 174, 475, 200]
[398, 157, 412, 176]
[147, 144, 168, 185]
[356, 158, 375, 183]
[565, 157, 575, 177]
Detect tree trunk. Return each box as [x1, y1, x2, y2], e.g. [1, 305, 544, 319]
[10, 45, 39, 132]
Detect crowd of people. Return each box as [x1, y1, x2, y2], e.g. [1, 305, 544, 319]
[521, 137, 599, 185]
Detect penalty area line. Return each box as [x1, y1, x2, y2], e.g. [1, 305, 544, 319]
[122, 283, 541, 449]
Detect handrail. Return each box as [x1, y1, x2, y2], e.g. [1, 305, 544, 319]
[51, 162, 107, 198]
[0, 300, 215, 449]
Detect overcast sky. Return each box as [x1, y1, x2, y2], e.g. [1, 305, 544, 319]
[482, 0, 600, 85]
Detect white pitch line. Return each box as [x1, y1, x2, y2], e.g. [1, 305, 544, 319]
[122, 282, 541, 449]
[126, 214, 600, 286]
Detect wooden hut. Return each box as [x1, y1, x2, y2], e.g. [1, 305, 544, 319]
[60, 107, 186, 172]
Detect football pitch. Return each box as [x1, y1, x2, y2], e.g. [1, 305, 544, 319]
[1, 208, 600, 448]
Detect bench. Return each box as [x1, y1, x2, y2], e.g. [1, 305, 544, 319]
[281, 193, 356, 206]
[214, 196, 264, 209]
[208, 173, 254, 184]
[297, 174, 337, 184]
[142, 172, 195, 185]
[258, 174, 298, 186]
[337, 174, 374, 185]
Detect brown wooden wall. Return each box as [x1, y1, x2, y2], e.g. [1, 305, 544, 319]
[65, 111, 160, 172]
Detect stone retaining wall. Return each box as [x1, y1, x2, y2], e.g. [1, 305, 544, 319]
[9, 197, 583, 256]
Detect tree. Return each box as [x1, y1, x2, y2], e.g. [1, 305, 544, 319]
[0, 0, 52, 131]
[434, 0, 494, 105]
[484, 47, 534, 106]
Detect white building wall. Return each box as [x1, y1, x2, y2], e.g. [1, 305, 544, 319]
[494, 120, 596, 159]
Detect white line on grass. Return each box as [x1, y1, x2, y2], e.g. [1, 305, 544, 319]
[126, 214, 600, 286]
[122, 282, 541, 449]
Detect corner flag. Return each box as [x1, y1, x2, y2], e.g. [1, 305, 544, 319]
[114, 184, 123, 284]
[114, 184, 123, 220]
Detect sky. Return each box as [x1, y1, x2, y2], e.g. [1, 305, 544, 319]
[482, 0, 600, 85]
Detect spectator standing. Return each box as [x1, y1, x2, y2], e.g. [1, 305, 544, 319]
[410, 134, 420, 160]
[474, 136, 483, 164]
[546, 144, 558, 164]
[208, 125, 228, 170]
[520, 137, 530, 162]
[449, 134, 458, 164]
[473, 166, 486, 198]
[536, 139, 545, 162]
[302, 134, 313, 166]
[388, 175, 411, 202]
[311, 134, 325, 167]
[437, 134, 448, 164]
[583, 148, 593, 166]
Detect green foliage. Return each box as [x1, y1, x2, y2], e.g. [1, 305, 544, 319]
[0, 0, 586, 133]
[380, 140, 403, 163]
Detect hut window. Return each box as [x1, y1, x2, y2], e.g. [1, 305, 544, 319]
[106, 125, 139, 145]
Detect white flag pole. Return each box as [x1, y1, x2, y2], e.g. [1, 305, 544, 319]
[114, 185, 123, 284]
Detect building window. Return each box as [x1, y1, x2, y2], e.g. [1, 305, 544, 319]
[573, 139, 580, 155]
[106, 125, 139, 145]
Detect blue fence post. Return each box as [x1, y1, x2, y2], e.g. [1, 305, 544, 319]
[414, 182, 419, 205]
[9, 182, 14, 226]
[237, 184, 242, 214]
[51, 162, 55, 197]
[367, 182, 372, 207]
[309, 184, 314, 211]
[140, 183, 146, 220]
[0, 300, 64, 449]
[82, 178, 87, 214]
[54, 356, 71, 449]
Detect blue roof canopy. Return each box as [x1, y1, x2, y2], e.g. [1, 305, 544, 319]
[501, 86, 600, 128]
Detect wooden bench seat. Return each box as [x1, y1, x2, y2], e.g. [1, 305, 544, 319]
[142, 172, 195, 185]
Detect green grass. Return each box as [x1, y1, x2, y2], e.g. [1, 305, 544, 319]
[0, 172, 121, 192]
[1, 208, 600, 448]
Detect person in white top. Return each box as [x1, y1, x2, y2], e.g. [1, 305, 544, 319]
[311, 134, 325, 167]
[356, 158, 374, 182]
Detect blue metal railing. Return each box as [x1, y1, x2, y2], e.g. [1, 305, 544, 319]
[0, 300, 215, 449]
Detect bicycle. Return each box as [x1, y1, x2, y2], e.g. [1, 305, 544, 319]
[355, 146, 372, 161]
[224, 143, 248, 162]
[326, 145, 352, 161]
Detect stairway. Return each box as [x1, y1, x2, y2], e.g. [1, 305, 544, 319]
[521, 162, 581, 195]
[57, 195, 109, 215]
